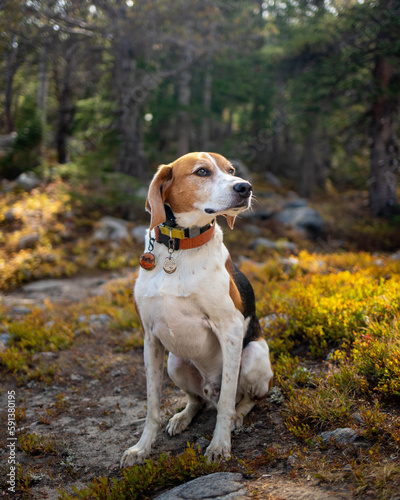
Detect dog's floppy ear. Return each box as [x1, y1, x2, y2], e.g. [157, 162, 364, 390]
[146, 164, 173, 230]
[223, 215, 236, 229]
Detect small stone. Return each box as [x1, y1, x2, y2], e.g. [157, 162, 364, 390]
[4, 209, 17, 222]
[11, 305, 32, 315]
[132, 225, 148, 244]
[23, 280, 62, 293]
[0, 332, 11, 345]
[287, 454, 298, 467]
[16, 171, 40, 191]
[250, 237, 297, 253]
[32, 352, 57, 362]
[89, 314, 111, 324]
[194, 436, 210, 454]
[0, 332, 11, 352]
[282, 198, 308, 209]
[17, 233, 40, 250]
[391, 251, 400, 261]
[261, 314, 288, 329]
[268, 386, 285, 405]
[273, 206, 323, 237]
[92, 216, 129, 242]
[265, 171, 282, 188]
[319, 428, 359, 446]
[352, 413, 365, 425]
[281, 256, 299, 272]
[243, 224, 262, 236]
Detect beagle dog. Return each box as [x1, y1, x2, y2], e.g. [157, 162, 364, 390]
[120, 152, 273, 467]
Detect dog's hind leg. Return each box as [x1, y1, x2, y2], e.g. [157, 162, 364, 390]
[166, 354, 203, 435]
[234, 338, 273, 429]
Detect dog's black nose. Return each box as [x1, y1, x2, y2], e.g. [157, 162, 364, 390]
[233, 182, 252, 198]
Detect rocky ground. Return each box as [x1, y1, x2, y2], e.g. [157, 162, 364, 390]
[0, 271, 363, 499]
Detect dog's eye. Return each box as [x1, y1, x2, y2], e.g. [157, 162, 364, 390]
[195, 168, 210, 177]
[228, 168, 235, 175]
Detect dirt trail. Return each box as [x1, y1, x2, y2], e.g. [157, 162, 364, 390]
[1, 273, 354, 499]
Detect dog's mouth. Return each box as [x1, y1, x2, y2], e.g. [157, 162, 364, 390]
[205, 199, 251, 215]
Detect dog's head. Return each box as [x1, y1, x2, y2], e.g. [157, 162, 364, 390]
[145, 152, 253, 230]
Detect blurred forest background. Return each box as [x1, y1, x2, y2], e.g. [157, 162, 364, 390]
[1, 0, 399, 217]
[2, 4, 400, 498]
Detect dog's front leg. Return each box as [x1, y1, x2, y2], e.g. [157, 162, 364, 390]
[120, 333, 165, 467]
[205, 321, 242, 461]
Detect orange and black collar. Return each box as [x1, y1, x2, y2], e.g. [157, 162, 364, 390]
[155, 220, 215, 250]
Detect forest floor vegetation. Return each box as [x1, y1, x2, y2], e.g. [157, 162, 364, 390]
[0, 176, 400, 499]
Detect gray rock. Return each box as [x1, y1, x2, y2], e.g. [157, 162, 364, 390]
[4, 209, 16, 222]
[268, 387, 284, 405]
[274, 206, 323, 236]
[32, 352, 58, 362]
[250, 237, 297, 253]
[0, 332, 11, 345]
[194, 436, 211, 455]
[132, 225, 148, 244]
[242, 224, 262, 236]
[16, 171, 41, 191]
[136, 186, 149, 199]
[92, 314, 111, 324]
[0, 132, 17, 155]
[319, 428, 359, 445]
[78, 314, 111, 325]
[11, 305, 32, 315]
[92, 216, 130, 242]
[283, 198, 308, 209]
[241, 208, 274, 220]
[391, 251, 400, 261]
[0, 332, 11, 352]
[281, 256, 300, 272]
[351, 413, 365, 425]
[154, 472, 248, 500]
[265, 172, 282, 189]
[17, 233, 40, 250]
[23, 280, 63, 293]
[261, 314, 288, 329]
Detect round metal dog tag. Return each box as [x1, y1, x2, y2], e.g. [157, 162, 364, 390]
[163, 256, 177, 274]
[139, 252, 156, 271]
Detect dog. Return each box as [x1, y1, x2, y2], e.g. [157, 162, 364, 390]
[120, 152, 273, 467]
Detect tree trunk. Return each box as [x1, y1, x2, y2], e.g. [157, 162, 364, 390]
[177, 68, 191, 157]
[300, 119, 319, 197]
[37, 37, 49, 130]
[113, 34, 147, 179]
[54, 43, 78, 164]
[369, 56, 399, 216]
[4, 48, 18, 133]
[200, 61, 212, 151]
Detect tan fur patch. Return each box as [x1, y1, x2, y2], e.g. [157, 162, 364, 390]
[164, 153, 212, 213]
[225, 256, 244, 314]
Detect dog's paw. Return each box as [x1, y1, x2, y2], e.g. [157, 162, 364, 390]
[166, 412, 191, 436]
[120, 445, 149, 467]
[205, 440, 231, 462]
[232, 412, 244, 431]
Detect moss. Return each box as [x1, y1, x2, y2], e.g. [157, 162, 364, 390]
[58, 445, 224, 500]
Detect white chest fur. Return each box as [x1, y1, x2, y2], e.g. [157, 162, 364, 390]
[134, 224, 245, 370]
